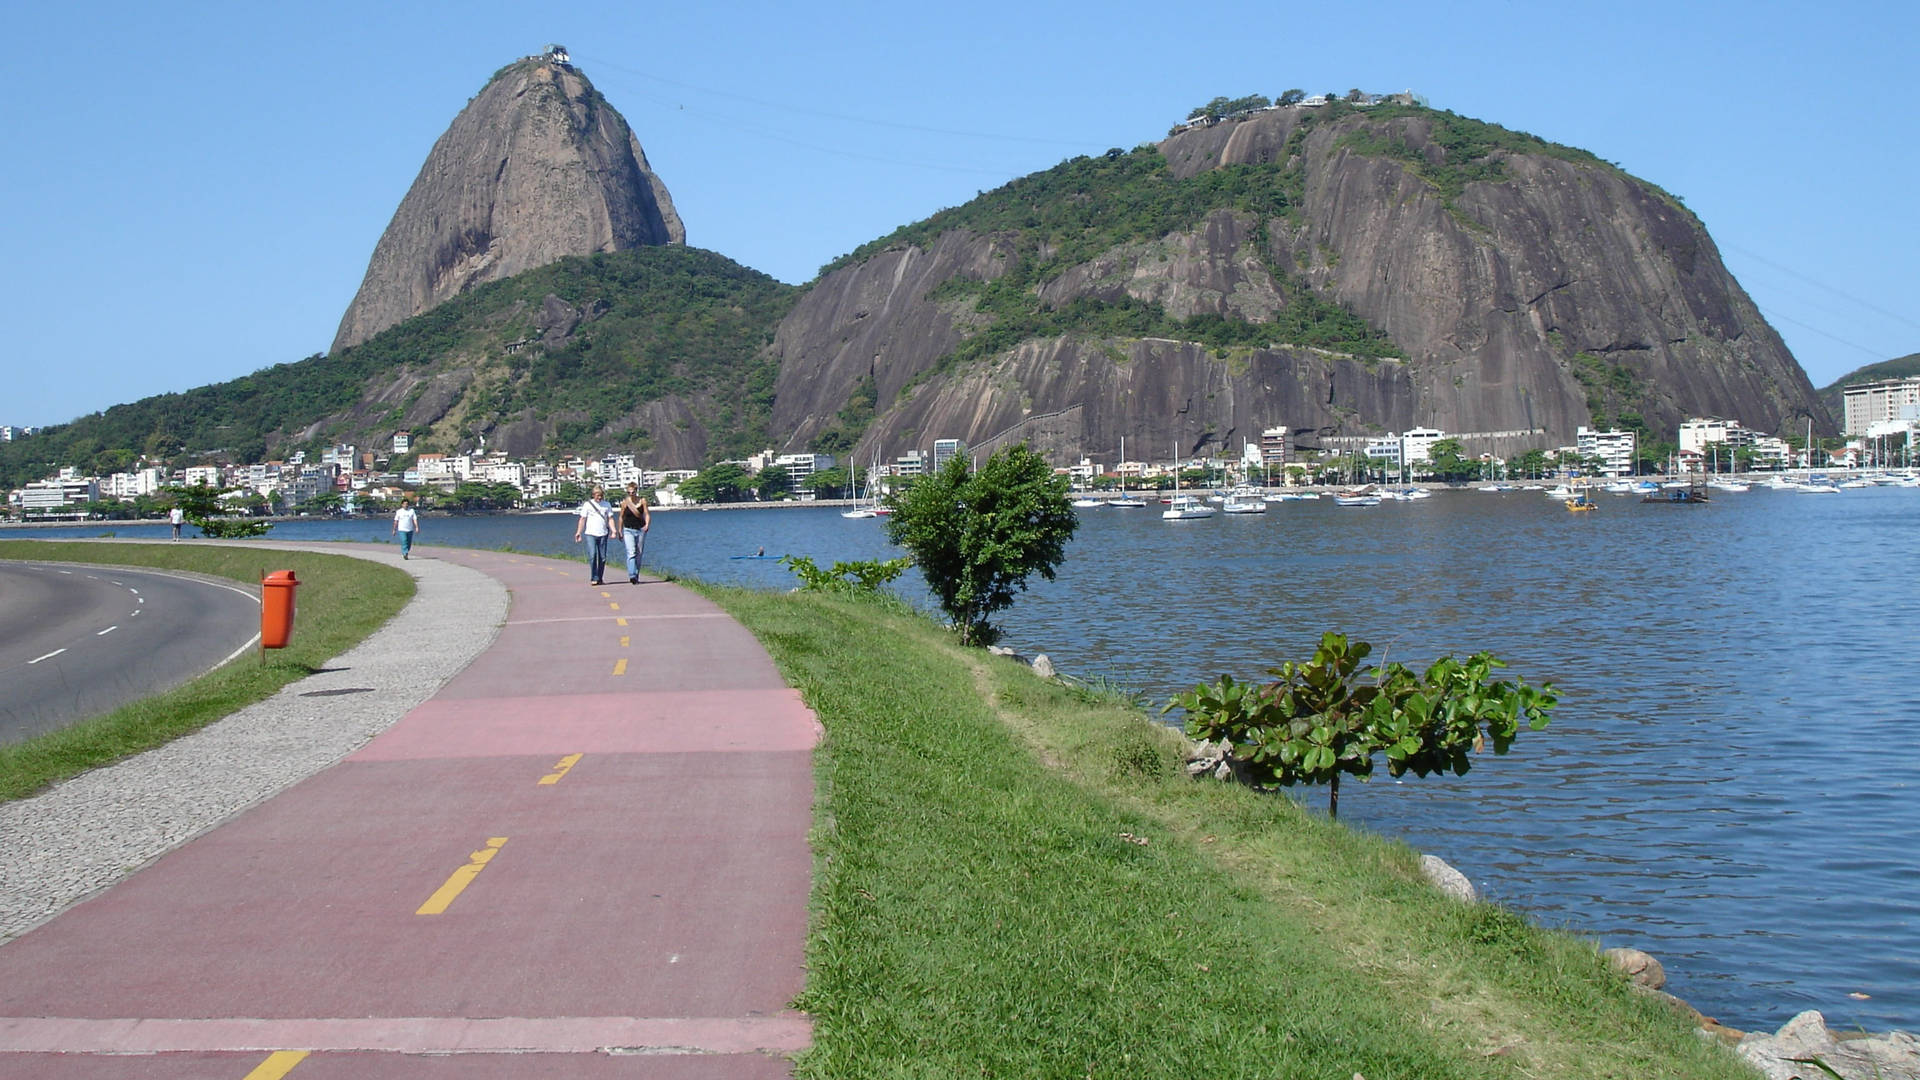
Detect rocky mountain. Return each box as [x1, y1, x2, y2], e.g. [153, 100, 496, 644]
[7, 92, 1838, 488]
[330, 52, 684, 353]
[772, 102, 1829, 468]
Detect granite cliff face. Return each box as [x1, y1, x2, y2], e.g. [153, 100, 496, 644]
[330, 57, 683, 353]
[770, 105, 1828, 466]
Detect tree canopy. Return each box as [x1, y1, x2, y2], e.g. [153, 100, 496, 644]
[883, 445, 1077, 646]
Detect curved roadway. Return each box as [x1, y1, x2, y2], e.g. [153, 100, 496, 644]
[0, 562, 261, 744]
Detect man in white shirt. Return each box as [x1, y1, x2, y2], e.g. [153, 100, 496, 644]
[169, 506, 184, 541]
[572, 486, 618, 585]
[391, 498, 420, 560]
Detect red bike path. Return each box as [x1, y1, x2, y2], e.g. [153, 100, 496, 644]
[0, 547, 819, 1078]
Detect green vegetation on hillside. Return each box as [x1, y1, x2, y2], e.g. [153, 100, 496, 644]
[706, 584, 1754, 1079]
[0, 247, 794, 489]
[0, 542, 411, 802]
[825, 146, 1401, 367]
[1335, 104, 1602, 206]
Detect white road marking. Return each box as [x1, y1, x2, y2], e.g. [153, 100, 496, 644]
[57, 570, 72, 575]
[127, 588, 139, 595]
[28, 649, 67, 664]
[96, 626, 118, 636]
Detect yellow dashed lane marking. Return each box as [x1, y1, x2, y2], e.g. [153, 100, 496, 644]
[600, 590, 612, 598]
[612, 658, 628, 676]
[242, 1050, 309, 1079]
[619, 635, 630, 647]
[608, 602, 620, 611]
[416, 837, 509, 915]
[539, 753, 583, 785]
[616, 617, 628, 627]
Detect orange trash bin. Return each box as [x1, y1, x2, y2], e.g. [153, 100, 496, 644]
[261, 570, 298, 649]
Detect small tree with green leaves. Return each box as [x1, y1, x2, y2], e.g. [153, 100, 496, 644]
[1167, 632, 1556, 817]
[883, 444, 1076, 646]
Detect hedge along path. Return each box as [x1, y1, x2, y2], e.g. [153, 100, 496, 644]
[972, 646, 1744, 1080]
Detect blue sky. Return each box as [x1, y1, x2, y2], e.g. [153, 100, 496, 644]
[4, 0, 1915, 428]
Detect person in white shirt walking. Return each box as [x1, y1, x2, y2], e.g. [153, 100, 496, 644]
[391, 498, 420, 560]
[572, 486, 617, 585]
[169, 506, 184, 541]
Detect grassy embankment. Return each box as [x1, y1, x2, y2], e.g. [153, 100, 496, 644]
[0, 541, 411, 802]
[706, 584, 1754, 1080]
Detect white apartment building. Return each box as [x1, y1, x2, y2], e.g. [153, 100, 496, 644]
[1577, 426, 1637, 476]
[1677, 417, 1758, 455]
[1363, 436, 1402, 468]
[21, 478, 98, 509]
[931, 439, 966, 472]
[1841, 377, 1920, 437]
[894, 449, 926, 476]
[776, 453, 835, 490]
[393, 431, 412, 454]
[597, 454, 641, 486]
[479, 460, 527, 487]
[1401, 427, 1446, 465]
[183, 465, 222, 488]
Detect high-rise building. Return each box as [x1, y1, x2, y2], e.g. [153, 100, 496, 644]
[931, 439, 966, 472]
[1577, 426, 1637, 476]
[1841, 377, 1920, 436]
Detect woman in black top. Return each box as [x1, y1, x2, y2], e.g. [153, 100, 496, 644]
[618, 483, 651, 584]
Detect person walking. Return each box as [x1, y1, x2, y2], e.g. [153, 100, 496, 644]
[169, 505, 184, 541]
[391, 498, 420, 560]
[618, 482, 651, 584]
[573, 485, 616, 585]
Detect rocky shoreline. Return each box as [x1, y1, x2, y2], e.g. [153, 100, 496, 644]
[1005, 649, 1918, 1080]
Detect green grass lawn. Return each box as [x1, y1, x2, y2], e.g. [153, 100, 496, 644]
[0, 541, 412, 802]
[706, 585, 1754, 1080]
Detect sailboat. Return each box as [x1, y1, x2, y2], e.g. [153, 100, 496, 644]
[1163, 442, 1216, 519]
[841, 452, 882, 518]
[1110, 436, 1148, 507]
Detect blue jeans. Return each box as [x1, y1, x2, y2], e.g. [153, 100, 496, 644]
[622, 530, 645, 580]
[584, 534, 609, 582]
[398, 529, 415, 558]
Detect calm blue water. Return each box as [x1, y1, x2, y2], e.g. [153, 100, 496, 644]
[13, 488, 1918, 1032]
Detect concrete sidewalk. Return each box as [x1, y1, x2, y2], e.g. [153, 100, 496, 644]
[0, 544, 818, 1077]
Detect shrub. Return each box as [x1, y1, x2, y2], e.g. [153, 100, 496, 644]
[1166, 632, 1556, 817]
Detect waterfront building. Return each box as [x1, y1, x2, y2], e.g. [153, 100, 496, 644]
[894, 449, 926, 477]
[21, 478, 99, 510]
[182, 465, 221, 488]
[931, 438, 966, 473]
[1678, 417, 1758, 455]
[1577, 426, 1637, 477]
[775, 453, 835, 490]
[1363, 436, 1402, 469]
[1258, 426, 1290, 467]
[1401, 427, 1446, 465]
[1841, 377, 1920, 437]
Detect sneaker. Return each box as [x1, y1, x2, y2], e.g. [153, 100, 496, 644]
[629, 576, 639, 584]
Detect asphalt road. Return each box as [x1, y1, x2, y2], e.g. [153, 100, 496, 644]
[0, 562, 262, 744]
